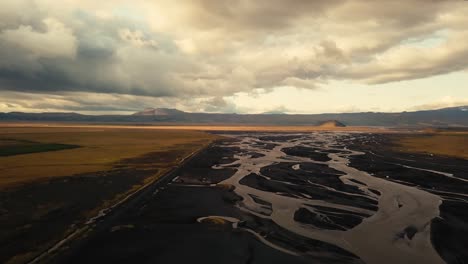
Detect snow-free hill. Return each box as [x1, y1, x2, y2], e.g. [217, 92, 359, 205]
[317, 120, 346, 127]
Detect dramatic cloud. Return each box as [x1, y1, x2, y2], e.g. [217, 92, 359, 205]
[0, 0, 467, 113]
[0, 18, 77, 59]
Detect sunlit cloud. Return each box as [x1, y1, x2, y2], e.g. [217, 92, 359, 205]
[0, 0, 467, 113]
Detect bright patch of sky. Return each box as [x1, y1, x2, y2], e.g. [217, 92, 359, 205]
[228, 71, 468, 114]
[401, 29, 450, 49]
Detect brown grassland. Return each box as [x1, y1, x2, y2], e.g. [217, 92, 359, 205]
[0, 126, 218, 188]
[395, 132, 468, 160]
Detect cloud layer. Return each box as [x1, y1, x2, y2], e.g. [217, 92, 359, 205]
[0, 0, 467, 113]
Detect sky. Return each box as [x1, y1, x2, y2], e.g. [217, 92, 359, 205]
[0, 0, 467, 115]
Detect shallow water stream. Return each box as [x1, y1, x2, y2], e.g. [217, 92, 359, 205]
[203, 133, 447, 264]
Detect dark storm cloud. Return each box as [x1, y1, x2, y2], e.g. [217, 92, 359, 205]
[0, 8, 195, 97]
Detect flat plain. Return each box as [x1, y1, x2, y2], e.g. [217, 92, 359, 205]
[0, 126, 217, 187]
[1, 123, 467, 264]
[394, 133, 468, 159]
[0, 125, 218, 264]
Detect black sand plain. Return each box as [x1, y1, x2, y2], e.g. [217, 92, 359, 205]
[23, 133, 468, 264]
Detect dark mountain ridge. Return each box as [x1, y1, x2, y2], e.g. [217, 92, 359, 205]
[1, 106, 467, 127]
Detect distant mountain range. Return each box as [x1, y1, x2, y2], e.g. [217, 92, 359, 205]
[1, 106, 467, 127]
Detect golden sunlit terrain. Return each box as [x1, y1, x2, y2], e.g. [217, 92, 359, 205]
[0, 122, 391, 132]
[0, 126, 218, 188]
[395, 133, 468, 160]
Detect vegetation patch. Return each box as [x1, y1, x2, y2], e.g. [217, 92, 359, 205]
[0, 139, 80, 156]
[395, 133, 468, 160]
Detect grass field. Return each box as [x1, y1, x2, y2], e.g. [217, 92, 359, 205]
[0, 126, 219, 264]
[395, 133, 468, 160]
[0, 126, 218, 188]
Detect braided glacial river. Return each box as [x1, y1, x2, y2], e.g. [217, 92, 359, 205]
[199, 132, 448, 264]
